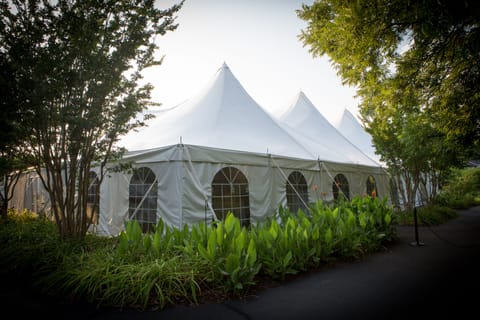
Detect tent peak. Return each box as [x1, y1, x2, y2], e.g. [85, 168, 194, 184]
[340, 108, 363, 126]
[297, 91, 310, 103]
[342, 108, 354, 117]
[278, 91, 307, 119]
[281, 91, 318, 120]
[220, 61, 229, 70]
[215, 61, 230, 76]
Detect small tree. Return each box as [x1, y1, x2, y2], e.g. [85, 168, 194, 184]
[361, 77, 464, 208]
[298, 0, 480, 208]
[0, 0, 183, 237]
[0, 41, 31, 218]
[0, 156, 25, 219]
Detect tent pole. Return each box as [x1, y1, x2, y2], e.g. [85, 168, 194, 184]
[205, 199, 208, 237]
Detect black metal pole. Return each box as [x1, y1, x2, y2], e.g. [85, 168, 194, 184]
[205, 200, 208, 245]
[205, 199, 207, 225]
[410, 206, 425, 246]
[414, 206, 419, 244]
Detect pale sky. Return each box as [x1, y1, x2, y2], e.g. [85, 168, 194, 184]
[143, 0, 360, 124]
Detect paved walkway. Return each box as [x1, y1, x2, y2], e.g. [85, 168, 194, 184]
[4, 206, 480, 319]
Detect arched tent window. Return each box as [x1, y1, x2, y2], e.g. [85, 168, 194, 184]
[129, 167, 157, 233]
[286, 171, 309, 214]
[212, 166, 250, 227]
[87, 171, 100, 225]
[332, 174, 350, 201]
[366, 175, 378, 197]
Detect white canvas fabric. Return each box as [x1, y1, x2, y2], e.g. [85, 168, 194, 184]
[335, 108, 384, 166]
[277, 92, 381, 166]
[10, 63, 391, 236]
[93, 143, 390, 235]
[120, 63, 314, 160]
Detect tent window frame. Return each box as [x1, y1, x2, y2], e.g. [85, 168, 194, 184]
[211, 166, 250, 227]
[332, 173, 350, 201]
[286, 171, 309, 214]
[129, 167, 158, 233]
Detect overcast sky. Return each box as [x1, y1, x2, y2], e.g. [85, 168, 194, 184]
[144, 0, 360, 124]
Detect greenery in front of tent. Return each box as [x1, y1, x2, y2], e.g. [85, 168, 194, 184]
[0, 196, 394, 310]
[395, 167, 480, 225]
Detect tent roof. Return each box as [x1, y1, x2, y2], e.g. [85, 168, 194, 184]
[335, 109, 383, 165]
[277, 92, 381, 166]
[119, 63, 315, 160]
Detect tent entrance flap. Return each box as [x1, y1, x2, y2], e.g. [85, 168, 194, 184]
[183, 145, 216, 224]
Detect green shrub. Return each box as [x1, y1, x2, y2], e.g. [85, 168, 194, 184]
[253, 196, 395, 280]
[434, 167, 480, 209]
[189, 213, 261, 293]
[0, 197, 396, 310]
[394, 205, 458, 226]
[0, 209, 60, 274]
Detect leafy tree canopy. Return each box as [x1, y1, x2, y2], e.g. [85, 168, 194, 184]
[298, 0, 480, 159]
[0, 0, 183, 237]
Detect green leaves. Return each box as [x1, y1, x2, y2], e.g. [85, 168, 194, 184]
[114, 197, 395, 303]
[0, 0, 184, 238]
[207, 229, 217, 259]
[298, 0, 480, 209]
[2, 197, 396, 310]
[256, 196, 396, 278]
[246, 238, 257, 268]
[190, 212, 261, 292]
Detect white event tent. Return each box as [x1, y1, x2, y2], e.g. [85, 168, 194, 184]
[276, 91, 381, 167]
[8, 63, 390, 236]
[335, 108, 383, 166]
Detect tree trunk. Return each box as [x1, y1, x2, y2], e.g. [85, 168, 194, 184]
[1, 171, 22, 219]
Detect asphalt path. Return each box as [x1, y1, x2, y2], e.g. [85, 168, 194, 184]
[3, 206, 480, 319]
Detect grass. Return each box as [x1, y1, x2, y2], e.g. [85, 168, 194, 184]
[394, 205, 459, 226]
